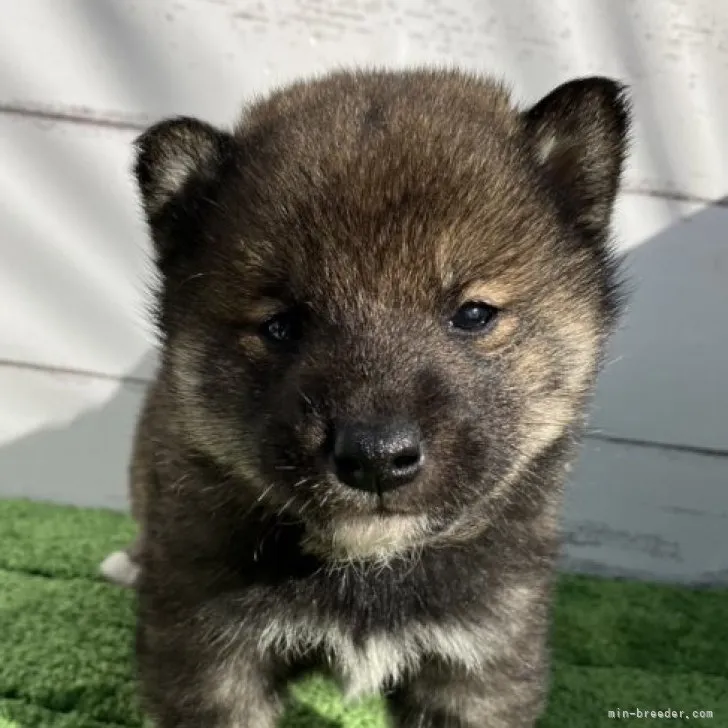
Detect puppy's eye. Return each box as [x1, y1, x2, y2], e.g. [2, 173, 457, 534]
[260, 310, 302, 344]
[449, 301, 499, 333]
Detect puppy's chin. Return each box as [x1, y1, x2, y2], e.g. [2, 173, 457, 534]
[302, 513, 432, 564]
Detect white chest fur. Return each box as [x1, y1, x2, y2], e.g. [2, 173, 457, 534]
[257, 615, 491, 698]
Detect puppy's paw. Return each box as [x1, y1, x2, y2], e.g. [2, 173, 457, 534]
[100, 550, 140, 587]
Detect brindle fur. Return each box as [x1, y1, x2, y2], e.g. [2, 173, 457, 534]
[105, 68, 630, 727]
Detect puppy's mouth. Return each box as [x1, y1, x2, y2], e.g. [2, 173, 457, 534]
[372, 499, 401, 515]
[302, 511, 432, 562]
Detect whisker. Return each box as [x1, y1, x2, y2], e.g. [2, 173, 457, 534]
[298, 389, 321, 415]
[276, 496, 297, 518]
[239, 483, 276, 521]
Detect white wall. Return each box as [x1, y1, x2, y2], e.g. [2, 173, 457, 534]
[1, 0, 726, 584]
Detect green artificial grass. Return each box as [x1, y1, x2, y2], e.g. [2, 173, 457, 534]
[1, 498, 726, 727]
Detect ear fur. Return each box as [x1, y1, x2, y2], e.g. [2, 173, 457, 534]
[524, 77, 631, 238]
[133, 117, 233, 269]
[134, 117, 231, 217]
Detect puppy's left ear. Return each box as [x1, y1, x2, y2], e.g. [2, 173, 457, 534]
[524, 77, 631, 239]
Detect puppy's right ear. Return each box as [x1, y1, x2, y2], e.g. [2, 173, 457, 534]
[133, 117, 232, 264]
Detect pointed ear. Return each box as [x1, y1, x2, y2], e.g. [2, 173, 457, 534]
[133, 117, 233, 267]
[523, 77, 631, 238]
[134, 116, 232, 217]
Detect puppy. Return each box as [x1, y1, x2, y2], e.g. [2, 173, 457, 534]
[102, 68, 630, 727]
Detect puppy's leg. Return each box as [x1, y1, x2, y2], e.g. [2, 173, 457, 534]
[137, 604, 285, 728]
[386, 657, 547, 728]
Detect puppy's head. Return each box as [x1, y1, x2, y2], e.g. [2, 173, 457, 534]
[135, 70, 629, 561]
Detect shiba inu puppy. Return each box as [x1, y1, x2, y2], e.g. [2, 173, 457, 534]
[102, 68, 629, 727]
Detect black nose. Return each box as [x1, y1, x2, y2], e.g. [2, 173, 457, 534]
[331, 421, 424, 493]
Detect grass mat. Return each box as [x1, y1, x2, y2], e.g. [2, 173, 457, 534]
[1, 499, 725, 726]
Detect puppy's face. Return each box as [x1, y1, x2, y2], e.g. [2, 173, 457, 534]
[136, 71, 629, 559]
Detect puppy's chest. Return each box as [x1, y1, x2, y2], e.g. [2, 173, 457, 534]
[249, 544, 493, 695]
[258, 614, 484, 698]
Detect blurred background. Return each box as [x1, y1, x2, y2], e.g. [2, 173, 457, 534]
[0, 0, 726, 585]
